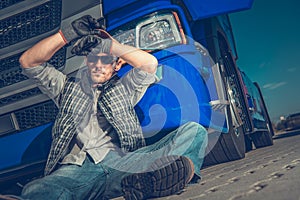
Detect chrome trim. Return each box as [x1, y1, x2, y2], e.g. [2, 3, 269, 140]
[0, 79, 36, 99]
[0, 94, 49, 116]
[210, 99, 229, 110]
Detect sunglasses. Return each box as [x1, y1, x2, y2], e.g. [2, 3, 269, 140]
[86, 55, 116, 65]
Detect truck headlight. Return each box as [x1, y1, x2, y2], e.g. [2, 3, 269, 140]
[112, 11, 186, 50]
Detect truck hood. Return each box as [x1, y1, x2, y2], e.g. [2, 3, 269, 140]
[103, 0, 254, 20]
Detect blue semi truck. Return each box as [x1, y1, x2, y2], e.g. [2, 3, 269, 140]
[0, 0, 274, 194]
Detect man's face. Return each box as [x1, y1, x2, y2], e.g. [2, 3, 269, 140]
[86, 53, 116, 84]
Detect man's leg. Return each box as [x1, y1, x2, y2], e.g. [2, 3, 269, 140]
[122, 122, 208, 199]
[101, 153, 194, 200]
[123, 122, 208, 177]
[21, 156, 108, 200]
[102, 122, 208, 199]
[159, 121, 208, 179]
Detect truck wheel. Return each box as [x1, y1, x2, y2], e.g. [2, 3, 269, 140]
[250, 82, 274, 148]
[251, 125, 273, 148]
[204, 106, 246, 167]
[203, 32, 249, 167]
[204, 117, 246, 167]
[244, 135, 253, 152]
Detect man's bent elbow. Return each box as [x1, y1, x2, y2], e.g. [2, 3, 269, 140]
[19, 51, 39, 69]
[19, 53, 29, 69]
[147, 56, 158, 74]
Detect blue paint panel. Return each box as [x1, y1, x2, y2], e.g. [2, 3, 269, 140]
[0, 123, 52, 170]
[118, 44, 227, 136]
[103, 0, 254, 22]
[103, 0, 137, 14]
[182, 0, 254, 20]
[104, 1, 176, 31]
[103, 0, 170, 16]
[217, 15, 238, 59]
[240, 71, 266, 123]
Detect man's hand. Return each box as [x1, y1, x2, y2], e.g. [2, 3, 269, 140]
[71, 31, 112, 56]
[60, 15, 102, 43]
[71, 35, 102, 56]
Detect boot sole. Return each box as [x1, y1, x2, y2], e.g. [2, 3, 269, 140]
[121, 156, 193, 200]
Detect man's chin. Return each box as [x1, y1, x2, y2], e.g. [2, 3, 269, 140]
[91, 75, 106, 83]
[93, 80, 106, 84]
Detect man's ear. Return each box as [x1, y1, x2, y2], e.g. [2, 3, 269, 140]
[114, 58, 127, 71]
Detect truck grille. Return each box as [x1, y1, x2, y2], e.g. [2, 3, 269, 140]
[0, 0, 62, 48]
[0, 0, 24, 9]
[0, 47, 66, 88]
[0, 88, 41, 107]
[0, 0, 65, 135]
[14, 101, 58, 130]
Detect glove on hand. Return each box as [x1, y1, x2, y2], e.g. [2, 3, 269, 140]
[60, 15, 102, 43]
[71, 34, 112, 56]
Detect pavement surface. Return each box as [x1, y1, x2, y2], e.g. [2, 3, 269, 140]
[115, 130, 300, 200]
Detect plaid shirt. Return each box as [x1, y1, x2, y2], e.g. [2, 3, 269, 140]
[44, 71, 149, 175]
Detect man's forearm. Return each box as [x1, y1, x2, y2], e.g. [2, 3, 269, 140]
[19, 32, 66, 68]
[111, 40, 158, 74]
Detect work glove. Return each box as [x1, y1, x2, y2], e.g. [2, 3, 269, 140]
[60, 15, 104, 43]
[71, 30, 112, 56]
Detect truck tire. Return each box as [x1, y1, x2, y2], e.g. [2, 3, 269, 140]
[251, 128, 273, 148]
[204, 97, 246, 167]
[250, 83, 274, 148]
[204, 84, 246, 166]
[203, 31, 248, 167]
[244, 135, 253, 152]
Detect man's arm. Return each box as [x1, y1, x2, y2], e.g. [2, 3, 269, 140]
[111, 40, 158, 74]
[18, 32, 67, 102]
[20, 15, 101, 68]
[109, 37, 159, 106]
[19, 32, 66, 68]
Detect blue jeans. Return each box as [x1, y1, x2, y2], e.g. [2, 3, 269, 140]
[20, 122, 208, 200]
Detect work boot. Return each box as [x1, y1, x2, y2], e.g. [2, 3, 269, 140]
[121, 156, 194, 200]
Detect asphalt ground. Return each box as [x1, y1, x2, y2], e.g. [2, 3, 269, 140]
[115, 130, 300, 200]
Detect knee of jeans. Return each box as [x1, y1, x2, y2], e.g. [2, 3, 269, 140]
[22, 179, 73, 199]
[186, 122, 208, 148]
[22, 179, 45, 195]
[182, 122, 207, 135]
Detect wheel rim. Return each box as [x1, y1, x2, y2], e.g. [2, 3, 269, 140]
[226, 78, 243, 137]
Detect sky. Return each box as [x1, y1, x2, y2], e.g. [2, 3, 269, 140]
[229, 0, 300, 122]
